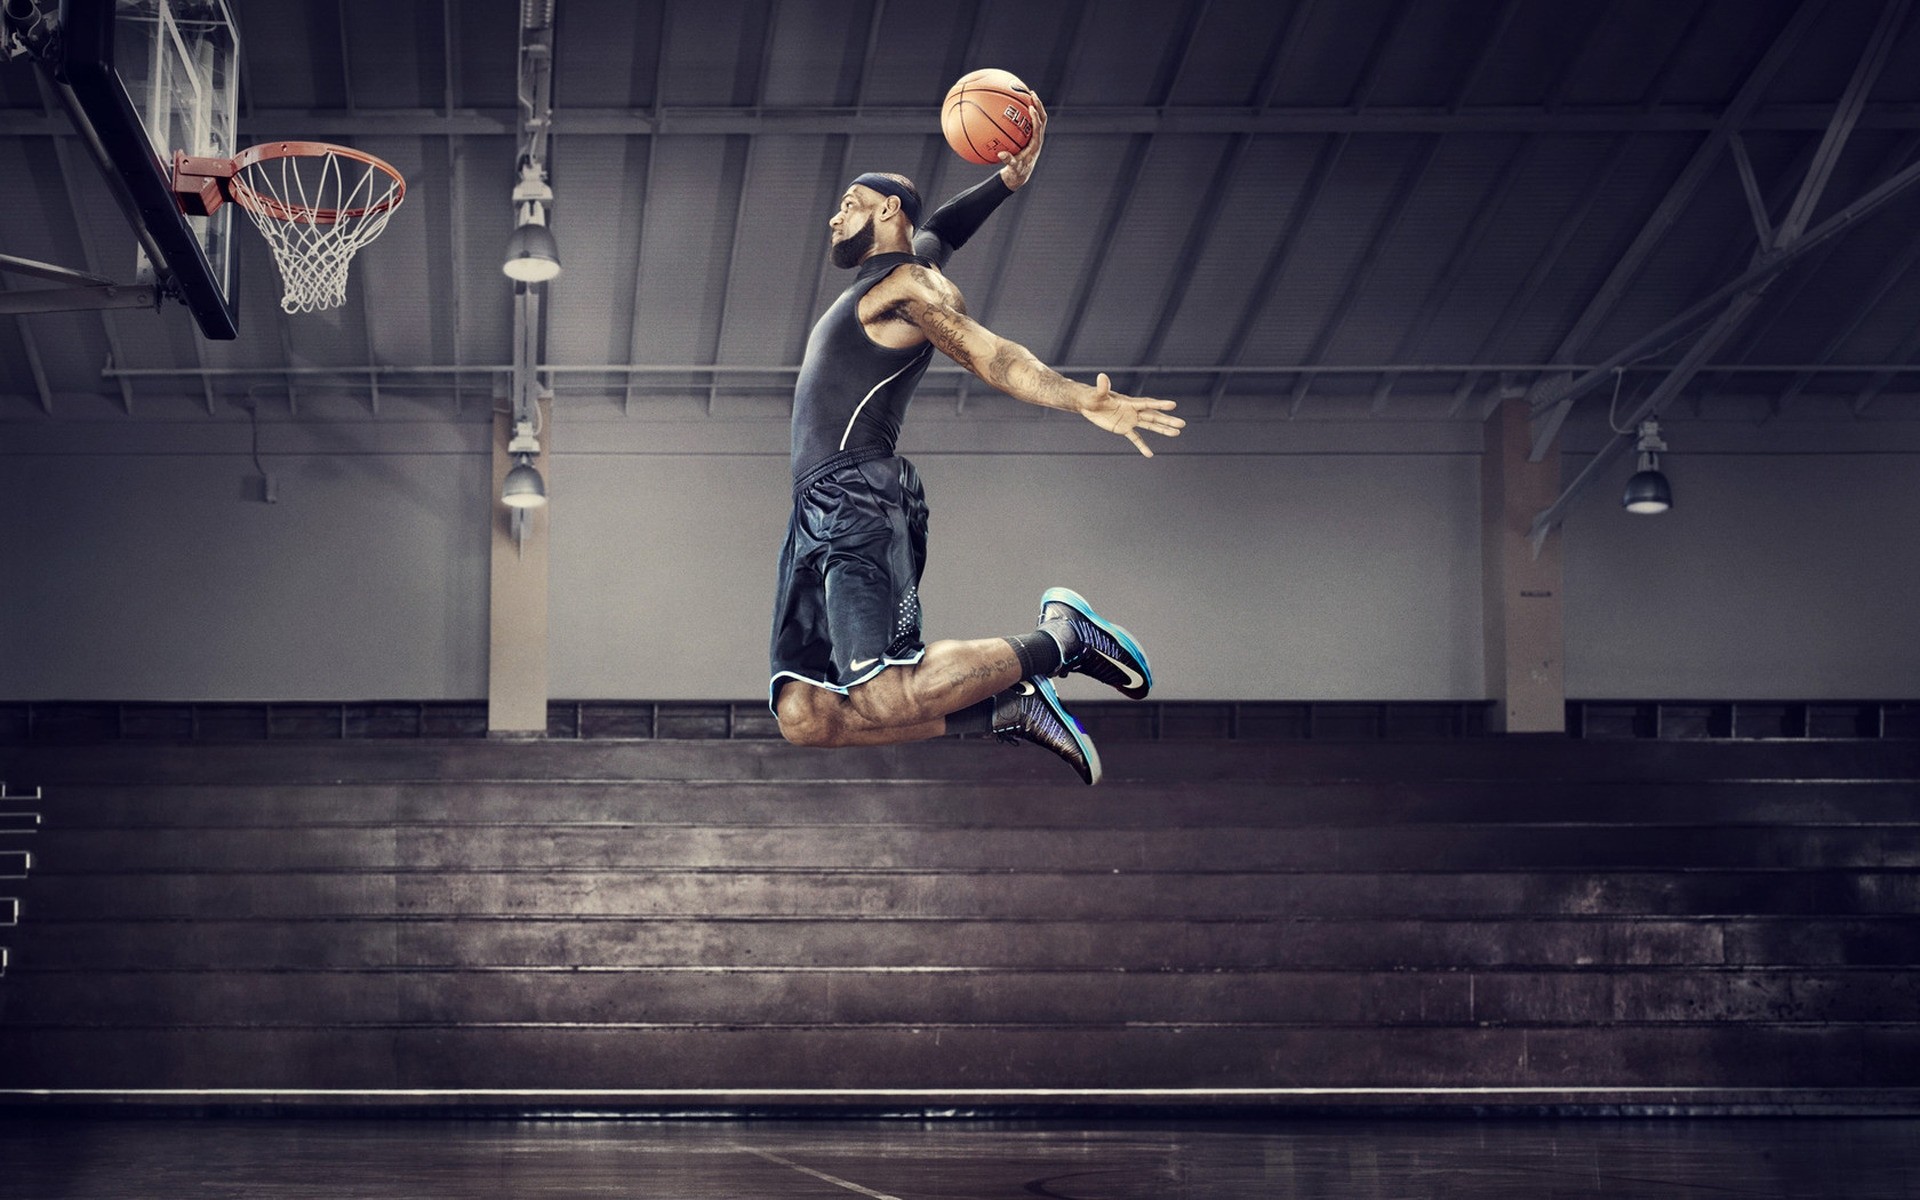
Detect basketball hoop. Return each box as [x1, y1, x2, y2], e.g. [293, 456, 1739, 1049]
[173, 141, 407, 314]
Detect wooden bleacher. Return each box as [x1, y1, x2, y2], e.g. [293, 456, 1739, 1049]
[0, 732, 1914, 1112]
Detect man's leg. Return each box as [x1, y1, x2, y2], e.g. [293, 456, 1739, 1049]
[774, 635, 1024, 747]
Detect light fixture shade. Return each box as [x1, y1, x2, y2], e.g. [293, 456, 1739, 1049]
[1622, 468, 1672, 514]
[503, 221, 562, 282]
[502, 456, 548, 508]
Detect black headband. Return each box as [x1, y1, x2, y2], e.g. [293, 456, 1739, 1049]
[850, 173, 922, 227]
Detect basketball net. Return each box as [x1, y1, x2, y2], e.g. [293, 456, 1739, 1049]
[228, 145, 406, 314]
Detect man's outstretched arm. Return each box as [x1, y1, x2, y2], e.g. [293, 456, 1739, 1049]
[883, 265, 1184, 457]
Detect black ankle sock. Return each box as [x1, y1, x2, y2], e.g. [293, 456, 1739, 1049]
[945, 696, 997, 737]
[1039, 615, 1081, 661]
[1004, 629, 1064, 679]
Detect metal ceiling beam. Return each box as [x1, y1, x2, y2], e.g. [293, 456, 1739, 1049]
[790, 0, 899, 380]
[1331, 0, 1527, 415]
[1728, 133, 1773, 244]
[1436, 0, 1675, 416]
[1853, 323, 1920, 414]
[1204, 7, 1412, 413]
[443, 0, 468, 412]
[1528, 0, 1917, 546]
[1049, 0, 1210, 368]
[0, 277, 56, 412]
[1709, 133, 1918, 412]
[1775, 0, 1909, 246]
[1519, 154, 1920, 432]
[702, 0, 780, 415]
[956, 0, 1091, 413]
[337, 0, 381, 414]
[620, 0, 673, 416]
[1292, 134, 1443, 417]
[19, 105, 1920, 139]
[1372, 137, 1537, 414]
[36, 80, 136, 416]
[1523, 0, 1829, 458]
[1773, 228, 1920, 414]
[1124, 0, 1309, 398]
[1048, 133, 1147, 359]
[1125, 134, 1248, 399]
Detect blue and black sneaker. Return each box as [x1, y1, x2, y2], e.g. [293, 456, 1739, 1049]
[1037, 586, 1153, 701]
[994, 678, 1102, 786]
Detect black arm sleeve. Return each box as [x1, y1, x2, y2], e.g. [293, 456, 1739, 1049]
[912, 173, 1017, 268]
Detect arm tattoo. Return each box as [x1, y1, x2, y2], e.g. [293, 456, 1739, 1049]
[907, 299, 979, 373]
[901, 267, 1082, 412]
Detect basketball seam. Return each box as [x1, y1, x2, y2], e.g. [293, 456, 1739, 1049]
[947, 92, 1027, 165]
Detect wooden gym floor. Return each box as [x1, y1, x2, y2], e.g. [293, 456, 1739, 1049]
[1, 1115, 1917, 1198]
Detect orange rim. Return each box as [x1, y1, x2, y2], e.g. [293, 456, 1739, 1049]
[226, 141, 407, 224]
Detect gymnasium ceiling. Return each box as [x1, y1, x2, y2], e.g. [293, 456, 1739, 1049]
[3, 0, 1920, 455]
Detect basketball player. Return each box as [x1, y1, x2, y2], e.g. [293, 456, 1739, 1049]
[769, 96, 1185, 784]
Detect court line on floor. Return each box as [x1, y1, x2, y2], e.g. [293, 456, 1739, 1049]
[737, 1146, 904, 1200]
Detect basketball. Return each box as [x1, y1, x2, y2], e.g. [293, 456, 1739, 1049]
[942, 68, 1037, 165]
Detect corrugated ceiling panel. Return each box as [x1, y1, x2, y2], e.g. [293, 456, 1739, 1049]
[662, 0, 770, 107]
[556, 0, 664, 109]
[1364, 0, 1509, 109]
[1466, 2, 1618, 108]
[1763, 0, 1888, 106]
[1650, 0, 1800, 106]
[966, 136, 1132, 364]
[1323, 134, 1523, 365]
[1057, 0, 1197, 107]
[343, 0, 448, 110]
[0, 141, 109, 395]
[629, 135, 747, 364]
[453, 1, 519, 109]
[0, 308, 34, 403]
[1562, 0, 1717, 106]
[1875, 17, 1920, 102]
[1406, 164, 1556, 363]
[1491, 134, 1694, 365]
[544, 134, 650, 366]
[1166, 0, 1293, 107]
[715, 135, 846, 365]
[762, 0, 871, 107]
[962, 0, 1105, 100]
[1264, 0, 1400, 108]
[352, 136, 441, 369]
[1154, 136, 1324, 367]
[1243, 136, 1418, 366]
[1065, 134, 1235, 365]
[862, 4, 978, 107]
[234, 0, 343, 110]
[456, 136, 518, 371]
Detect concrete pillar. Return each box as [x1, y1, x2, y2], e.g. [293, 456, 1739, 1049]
[488, 397, 551, 735]
[1481, 398, 1566, 734]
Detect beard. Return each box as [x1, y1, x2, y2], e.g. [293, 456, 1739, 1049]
[829, 222, 874, 269]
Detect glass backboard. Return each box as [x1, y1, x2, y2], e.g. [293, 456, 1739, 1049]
[55, 0, 240, 338]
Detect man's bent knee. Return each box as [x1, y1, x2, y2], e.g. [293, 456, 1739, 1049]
[774, 687, 844, 748]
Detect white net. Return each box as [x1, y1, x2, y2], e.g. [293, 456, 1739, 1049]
[230, 144, 405, 314]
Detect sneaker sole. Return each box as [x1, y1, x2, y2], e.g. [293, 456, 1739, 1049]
[1035, 676, 1101, 786]
[1039, 586, 1153, 701]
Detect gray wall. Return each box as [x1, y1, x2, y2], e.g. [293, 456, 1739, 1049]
[5, 403, 1918, 701]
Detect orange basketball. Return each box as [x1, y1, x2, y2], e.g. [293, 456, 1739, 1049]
[942, 68, 1036, 165]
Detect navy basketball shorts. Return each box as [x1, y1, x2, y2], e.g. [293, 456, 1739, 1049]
[769, 449, 930, 711]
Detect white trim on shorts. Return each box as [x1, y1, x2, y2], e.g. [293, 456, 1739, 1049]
[767, 647, 927, 713]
